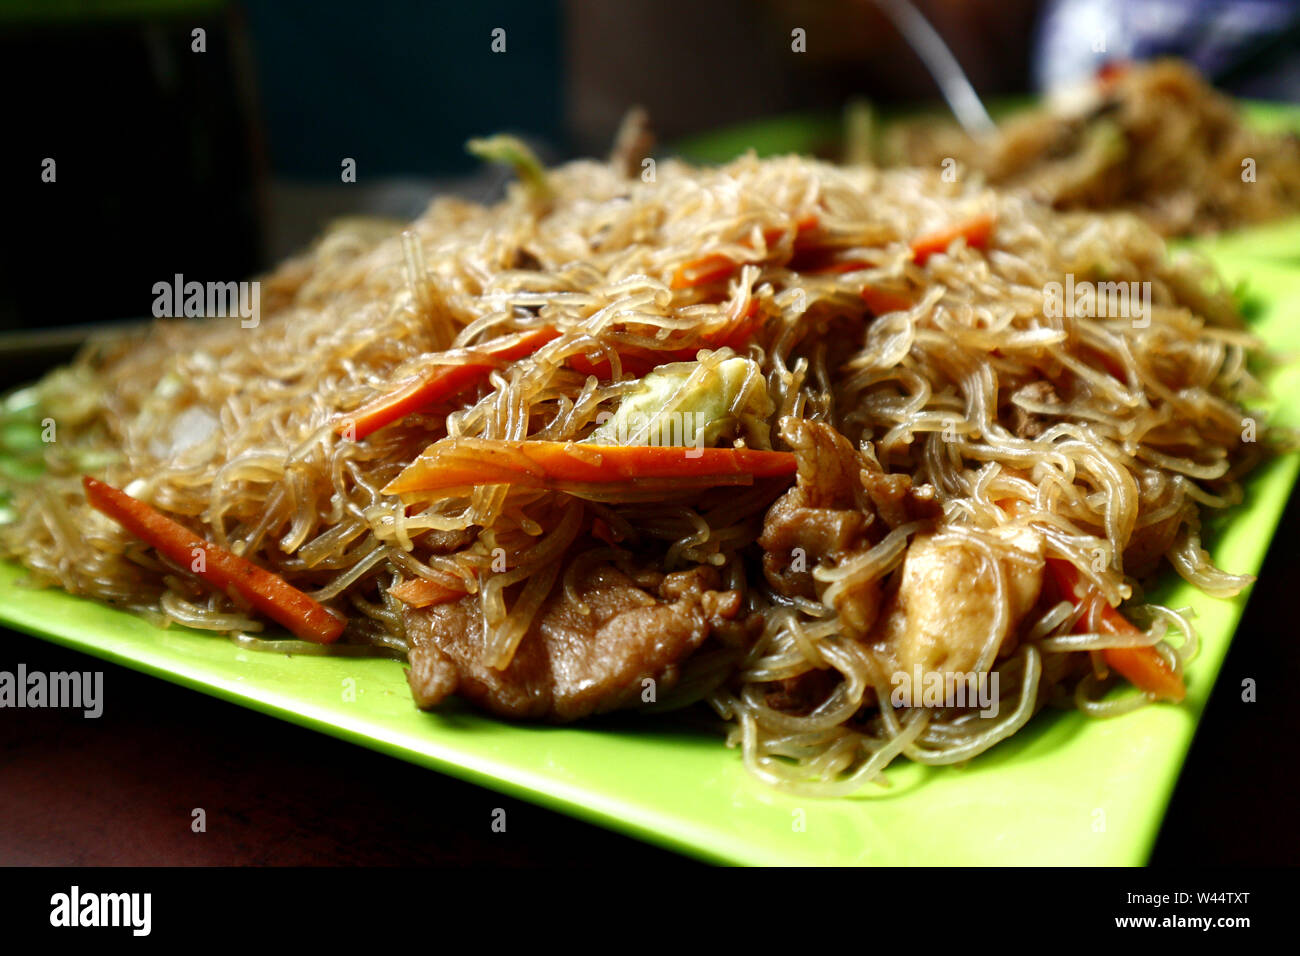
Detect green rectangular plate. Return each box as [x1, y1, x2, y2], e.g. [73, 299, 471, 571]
[3, 110, 1299, 866]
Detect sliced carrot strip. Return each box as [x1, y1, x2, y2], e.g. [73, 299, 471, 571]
[83, 476, 344, 643]
[861, 285, 914, 315]
[697, 297, 762, 353]
[1102, 644, 1186, 704]
[911, 212, 995, 266]
[389, 576, 468, 609]
[339, 326, 560, 440]
[671, 253, 737, 290]
[383, 440, 797, 497]
[1045, 557, 1185, 702]
[567, 349, 661, 379]
[670, 215, 818, 289]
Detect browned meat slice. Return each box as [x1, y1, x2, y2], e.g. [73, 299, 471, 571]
[758, 418, 874, 600]
[1004, 380, 1061, 440]
[404, 563, 743, 721]
[1123, 509, 1184, 578]
[422, 526, 477, 554]
[757, 417, 940, 638]
[858, 464, 942, 531]
[763, 668, 842, 716]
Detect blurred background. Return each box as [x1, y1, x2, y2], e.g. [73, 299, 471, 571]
[5, 0, 1300, 336]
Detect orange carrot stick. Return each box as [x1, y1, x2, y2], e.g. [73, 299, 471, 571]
[1045, 557, 1185, 702]
[567, 348, 661, 380]
[389, 576, 469, 609]
[339, 326, 560, 440]
[671, 253, 738, 290]
[83, 476, 344, 643]
[383, 440, 797, 497]
[911, 212, 995, 266]
[670, 215, 819, 289]
[1102, 643, 1186, 704]
[861, 285, 914, 315]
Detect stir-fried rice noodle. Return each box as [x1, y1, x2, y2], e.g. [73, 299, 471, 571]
[881, 59, 1300, 236]
[0, 142, 1273, 794]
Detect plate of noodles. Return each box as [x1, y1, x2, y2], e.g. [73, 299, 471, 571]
[1, 62, 1298, 865]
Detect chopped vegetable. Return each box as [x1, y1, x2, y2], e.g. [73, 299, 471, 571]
[389, 575, 469, 609]
[911, 212, 995, 265]
[567, 349, 659, 380]
[339, 326, 559, 440]
[587, 356, 773, 450]
[754, 245, 915, 314]
[466, 134, 552, 205]
[778, 215, 820, 244]
[670, 215, 818, 289]
[842, 98, 877, 167]
[1073, 118, 1129, 181]
[671, 208, 992, 293]
[1100, 642, 1187, 705]
[1045, 557, 1185, 702]
[82, 476, 344, 643]
[590, 517, 624, 546]
[706, 298, 764, 352]
[787, 253, 868, 274]
[671, 253, 737, 290]
[383, 439, 797, 497]
[861, 285, 914, 315]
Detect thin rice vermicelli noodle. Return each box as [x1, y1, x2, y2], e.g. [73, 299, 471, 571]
[0, 142, 1282, 794]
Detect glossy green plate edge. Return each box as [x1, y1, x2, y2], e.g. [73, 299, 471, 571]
[2, 113, 1299, 867]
